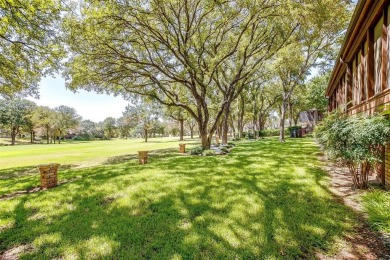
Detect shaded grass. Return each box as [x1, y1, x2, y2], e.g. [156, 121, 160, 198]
[0, 138, 359, 259]
[0, 148, 188, 197]
[362, 190, 390, 234]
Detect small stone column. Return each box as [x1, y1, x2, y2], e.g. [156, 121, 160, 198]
[38, 163, 60, 189]
[138, 151, 149, 164]
[179, 143, 186, 153]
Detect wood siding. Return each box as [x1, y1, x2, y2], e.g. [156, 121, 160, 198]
[326, 1, 390, 187]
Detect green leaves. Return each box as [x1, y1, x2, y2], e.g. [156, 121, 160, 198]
[315, 112, 390, 164]
[0, 0, 65, 98]
[0, 98, 37, 142]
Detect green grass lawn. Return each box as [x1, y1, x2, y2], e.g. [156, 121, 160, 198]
[0, 137, 198, 170]
[362, 190, 390, 234]
[0, 138, 359, 259]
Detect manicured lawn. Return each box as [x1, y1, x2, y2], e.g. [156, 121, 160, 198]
[0, 138, 359, 259]
[0, 137, 198, 170]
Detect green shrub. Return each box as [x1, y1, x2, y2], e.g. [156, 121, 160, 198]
[315, 112, 390, 188]
[203, 149, 216, 156]
[259, 129, 288, 137]
[72, 135, 87, 141]
[227, 142, 236, 146]
[220, 147, 229, 153]
[190, 147, 203, 155]
[287, 126, 302, 134]
[242, 132, 255, 139]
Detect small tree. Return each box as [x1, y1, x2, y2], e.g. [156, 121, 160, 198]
[164, 107, 188, 141]
[102, 117, 117, 139]
[124, 101, 160, 142]
[315, 112, 390, 189]
[186, 117, 197, 139]
[0, 99, 36, 145]
[54, 105, 81, 143]
[31, 106, 56, 144]
[79, 120, 99, 139]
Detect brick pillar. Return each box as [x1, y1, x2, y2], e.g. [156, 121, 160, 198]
[138, 151, 149, 164]
[38, 163, 60, 189]
[179, 144, 186, 153]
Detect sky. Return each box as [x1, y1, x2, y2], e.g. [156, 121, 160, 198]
[28, 76, 129, 122]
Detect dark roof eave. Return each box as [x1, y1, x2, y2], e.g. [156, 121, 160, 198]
[325, 0, 367, 97]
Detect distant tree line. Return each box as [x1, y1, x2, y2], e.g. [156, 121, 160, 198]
[0, 98, 201, 145]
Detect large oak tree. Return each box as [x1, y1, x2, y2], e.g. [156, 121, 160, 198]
[64, 0, 297, 149]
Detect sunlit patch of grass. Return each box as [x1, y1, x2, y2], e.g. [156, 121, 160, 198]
[362, 190, 390, 234]
[0, 137, 199, 170]
[0, 138, 359, 259]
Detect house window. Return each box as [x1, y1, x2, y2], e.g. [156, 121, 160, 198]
[374, 17, 384, 94]
[357, 50, 363, 102]
[346, 69, 352, 108]
[352, 57, 358, 105]
[363, 40, 368, 100]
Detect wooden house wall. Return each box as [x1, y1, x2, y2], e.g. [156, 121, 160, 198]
[327, 2, 390, 187]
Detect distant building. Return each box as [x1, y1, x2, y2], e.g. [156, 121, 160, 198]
[326, 0, 390, 187]
[298, 109, 323, 131]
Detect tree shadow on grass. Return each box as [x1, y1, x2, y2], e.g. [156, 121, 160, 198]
[103, 148, 180, 166]
[0, 165, 80, 198]
[0, 138, 360, 259]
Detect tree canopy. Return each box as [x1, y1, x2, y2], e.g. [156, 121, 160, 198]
[64, 0, 299, 148]
[0, 0, 65, 98]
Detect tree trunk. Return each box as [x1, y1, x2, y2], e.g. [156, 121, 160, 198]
[144, 128, 148, 142]
[10, 125, 17, 145]
[189, 126, 194, 139]
[259, 114, 265, 131]
[179, 119, 184, 141]
[294, 117, 299, 126]
[30, 130, 34, 143]
[198, 122, 211, 149]
[46, 127, 49, 144]
[279, 99, 288, 142]
[288, 97, 293, 127]
[238, 95, 245, 139]
[200, 132, 211, 149]
[222, 103, 230, 145]
[252, 117, 258, 139]
[230, 117, 236, 139]
[58, 130, 61, 144]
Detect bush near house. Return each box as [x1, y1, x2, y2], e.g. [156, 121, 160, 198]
[259, 129, 289, 137]
[315, 112, 390, 189]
